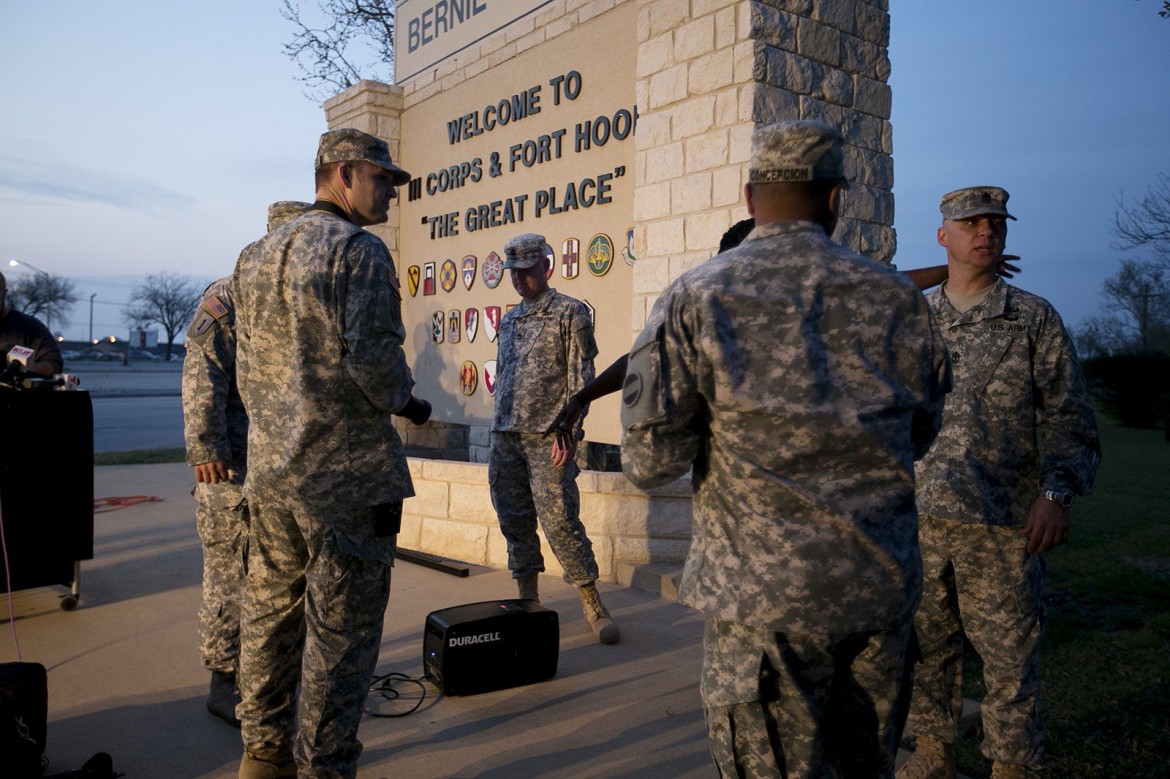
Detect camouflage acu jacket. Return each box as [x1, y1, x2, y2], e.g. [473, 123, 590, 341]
[233, 209, 415, 512]
[491, 288, 598, 436]
[622, 220, 951, 634]
[916, 280, 1100, 525]
[182, 277, 248, 474]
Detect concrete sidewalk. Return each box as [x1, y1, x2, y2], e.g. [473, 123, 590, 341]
[2, 464, 711, 778]
[3, 463, 972, 778]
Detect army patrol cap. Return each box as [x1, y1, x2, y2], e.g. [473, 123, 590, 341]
[749, 119, 845, 184]
[502, 233, 549, 270]
[939, 186, 1017, 221]
[315, 128, 411, 185]
[266, 200, 311, 232]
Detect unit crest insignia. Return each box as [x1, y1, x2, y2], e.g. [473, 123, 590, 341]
[587, 233, 614, 277]
[440, 259, 458, 292]
[482, 251, 503, 289]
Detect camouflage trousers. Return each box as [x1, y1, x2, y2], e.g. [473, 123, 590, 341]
[488, 431, 599, 585]
[702, 616, 912, 779]
[194, 481, 248, 675]
[238, 496, 399, 779]
[907, 515, 1045, 768]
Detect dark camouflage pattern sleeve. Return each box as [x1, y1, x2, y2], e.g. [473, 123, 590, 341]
[233, 211, 414, 512]
[621, 221, 949, 634]
[182, 277, 248, 470]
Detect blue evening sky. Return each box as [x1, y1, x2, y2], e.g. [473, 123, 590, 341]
[1, 1, 1167, 342]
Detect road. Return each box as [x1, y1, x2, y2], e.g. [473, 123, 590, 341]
[92, 395, 184, 453]
[65, 362, 185, 453]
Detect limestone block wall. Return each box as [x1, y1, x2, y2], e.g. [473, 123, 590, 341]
[400, 457, 693, 584]
[630, 0, 895, 336]
[323, 0, 895, 585]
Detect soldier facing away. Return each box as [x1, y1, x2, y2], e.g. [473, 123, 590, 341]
[621, 119, 951, 777]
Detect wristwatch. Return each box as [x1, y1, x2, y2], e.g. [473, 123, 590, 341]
[1043, 490, 1074, 508]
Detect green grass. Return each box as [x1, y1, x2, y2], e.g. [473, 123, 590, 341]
[943, 420, 1170, 778]
[93, 447, 187, 466]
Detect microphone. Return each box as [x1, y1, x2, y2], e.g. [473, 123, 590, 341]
[0, 345, 35, 387]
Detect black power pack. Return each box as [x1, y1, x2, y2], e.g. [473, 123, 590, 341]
[423, 599, 559, 696]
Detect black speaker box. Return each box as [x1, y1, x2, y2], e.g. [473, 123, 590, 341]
[423, 599, 559, 696]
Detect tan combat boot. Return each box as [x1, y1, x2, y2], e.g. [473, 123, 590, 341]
[990, 762, 1028, 779]
[578, 583, 619, 644]
[517, 574, 539, 602]
[238, 747, 296, 779]
[896, 736, 955, 779]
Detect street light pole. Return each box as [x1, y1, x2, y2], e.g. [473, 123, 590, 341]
[7, 259, 53, 330]
[89, 293, 97, 347]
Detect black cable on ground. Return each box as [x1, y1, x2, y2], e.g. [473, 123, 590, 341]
[363, 671, 429, 718]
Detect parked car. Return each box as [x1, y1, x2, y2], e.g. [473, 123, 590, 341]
[128, 349, 160, 361]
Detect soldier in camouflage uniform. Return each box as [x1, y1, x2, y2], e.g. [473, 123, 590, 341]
[183, 201, 310, 728]
[898, 187, 1100, 779]
[489, 232, 619, 644]
[621, 120, 951, 778]
[232, 129, 430, 779]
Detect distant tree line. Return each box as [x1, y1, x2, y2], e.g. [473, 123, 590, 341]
[1077, 172, 1170, 430]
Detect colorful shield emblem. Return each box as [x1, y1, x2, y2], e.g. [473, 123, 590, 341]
[460, 360, 478, 396]
[484, 306, 501, 342]
[587, 233, 614, 277]
[483, 360, 497, 396]
[561, 238, 579, 279]
[423, 262, 436, 296]
[465, 308, 479, 342]
[461, 255, 477, 290]
[447, 309, 461, 343]
[431, 311, 444, 343]
[622, 227, 636, 266]
[407, 265, 421, 296]
[482, 251, 503, 289]
[440, 259, 458, 292]
[543, 242, 555, 279]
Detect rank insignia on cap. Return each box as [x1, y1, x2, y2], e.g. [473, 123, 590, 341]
[407, 265, 420, 297]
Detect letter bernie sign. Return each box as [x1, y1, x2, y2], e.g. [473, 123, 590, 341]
[396, 0, 555, 83]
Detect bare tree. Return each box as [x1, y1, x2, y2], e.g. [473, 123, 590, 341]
[7, 273, 79, 333]
[281, 0, 396, 102]
[1077, 258, 1170, 356]
[1114, 172, 1170, 261]
[123, 272, 201, 360]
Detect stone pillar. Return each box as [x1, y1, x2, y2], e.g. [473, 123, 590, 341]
[631, 0, 894, 334]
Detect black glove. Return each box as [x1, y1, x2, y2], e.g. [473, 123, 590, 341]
[398, 396, 432, 426]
